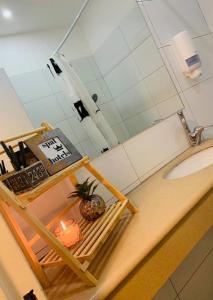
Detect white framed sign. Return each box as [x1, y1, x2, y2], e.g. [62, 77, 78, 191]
[25, 129, 82, 175]
[39, 137, 72, 164]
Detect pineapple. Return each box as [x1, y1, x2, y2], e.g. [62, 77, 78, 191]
[69, 178, 105, 221]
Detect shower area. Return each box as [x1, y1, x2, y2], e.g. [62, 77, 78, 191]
[9, 0, 183, 159]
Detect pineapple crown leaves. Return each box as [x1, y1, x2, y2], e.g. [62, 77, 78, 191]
[68, 178, 99, 201]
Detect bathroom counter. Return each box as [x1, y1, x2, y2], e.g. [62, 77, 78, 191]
[46, 140, 213, 300]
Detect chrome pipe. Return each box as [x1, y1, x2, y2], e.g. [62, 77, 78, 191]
[52, 0, 90, 56]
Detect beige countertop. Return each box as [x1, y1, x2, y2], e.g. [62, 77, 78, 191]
[47, 140, 213, 300]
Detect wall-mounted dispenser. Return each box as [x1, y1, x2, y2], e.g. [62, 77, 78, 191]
[172, 31, 202, 79]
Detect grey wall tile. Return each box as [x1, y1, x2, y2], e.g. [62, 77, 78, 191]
[171, 226, 213, 293]
[178, 250, 213, 300]
[153, 280, 177, 300]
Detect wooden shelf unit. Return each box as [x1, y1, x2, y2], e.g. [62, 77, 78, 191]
[40, 200, 127, 269]
[0, 123, 137, 288]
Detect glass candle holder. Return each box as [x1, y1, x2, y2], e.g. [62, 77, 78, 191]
[55, 220, 81, 248]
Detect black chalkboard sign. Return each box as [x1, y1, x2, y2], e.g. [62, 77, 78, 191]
[3, 161, 49, 194]
[25, 129, 82, 175]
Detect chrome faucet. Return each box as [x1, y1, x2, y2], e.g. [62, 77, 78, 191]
[177, 111, 213, 146]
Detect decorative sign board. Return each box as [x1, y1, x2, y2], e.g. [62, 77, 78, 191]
[3, 161, 49, 194]
[25, 129, 82, 175]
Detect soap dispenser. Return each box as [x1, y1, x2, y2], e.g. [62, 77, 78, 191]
[172, 31, 202, 79]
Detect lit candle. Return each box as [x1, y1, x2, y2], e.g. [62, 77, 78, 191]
[60, 220, 70, 233]
[55, 220, 81, 248]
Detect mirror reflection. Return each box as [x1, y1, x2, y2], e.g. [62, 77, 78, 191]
[6, 0, 183, 159]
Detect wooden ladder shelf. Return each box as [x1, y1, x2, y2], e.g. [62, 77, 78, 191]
[0, 123, 137, 288]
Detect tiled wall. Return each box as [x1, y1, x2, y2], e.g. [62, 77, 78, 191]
[139, 0, 213, 138]
[77, 114, 189, 202]
[153, 226, 213, 300]
[68, 1, 183, 143]
[10, 68, 101, 159]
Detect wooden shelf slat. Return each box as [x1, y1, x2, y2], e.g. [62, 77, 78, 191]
[40, 200, 127, 268]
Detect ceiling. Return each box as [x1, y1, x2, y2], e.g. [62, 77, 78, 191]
[0, 0, 86, 36]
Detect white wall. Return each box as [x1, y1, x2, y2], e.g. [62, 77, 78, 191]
[78, 0, 137, 53]
[0, 69, 33, 139]
[0, 25, 90, 77]
[0, 286, 7, 300]
[0, 69, 47, 299]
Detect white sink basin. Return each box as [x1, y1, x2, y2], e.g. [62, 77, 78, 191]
[166, 147, 213, 179]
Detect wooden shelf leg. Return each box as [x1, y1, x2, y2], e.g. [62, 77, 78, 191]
[84, 162, 138, 214]
[0, 182, 98, 286]
[0, 201, 50, 288]
[69, 173, 79, 187]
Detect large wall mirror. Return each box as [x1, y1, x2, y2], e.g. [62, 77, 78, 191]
[9, 0, 184, 159]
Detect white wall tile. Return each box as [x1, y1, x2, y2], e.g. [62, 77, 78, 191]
[171, 227, 213, 293]
[123, 114, 189, 178]
[56, 93, 75, 118]
[183, 77, 213, 126]
[112, 123, 130, 143]
[75, 143, 85, 157]
[80, 138, 100, 159]
[24, 95, 65, 126]
[10, 70, 52, 103]
[198, 0, 213, 32]
[79, 145, 138, 196]
[43, 68, 62, 93]
[178, 93, 198, 130]
[157, 95, 183, 119]
[99, 101, 122, 126]
[132, 36, 163, 78]
[121, 180, 141, 196]
[115, 80, 154, 120]
[143, 0, 210, 46]
[163, 34, 213, 91]
[119, 6, 150, 50]
[159, 47, 182, 94]
[178, 250, 213, 300]
[67, 116, 88, 142]
[71, 56, 101, 84]
[85, 78, 112, 105]
[104, 55, 141, 97]
[144, 67, 177, 104]
[53, 119, 78, 145]
[124, 107, 160, 137]
[94, 28, 130, 76]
